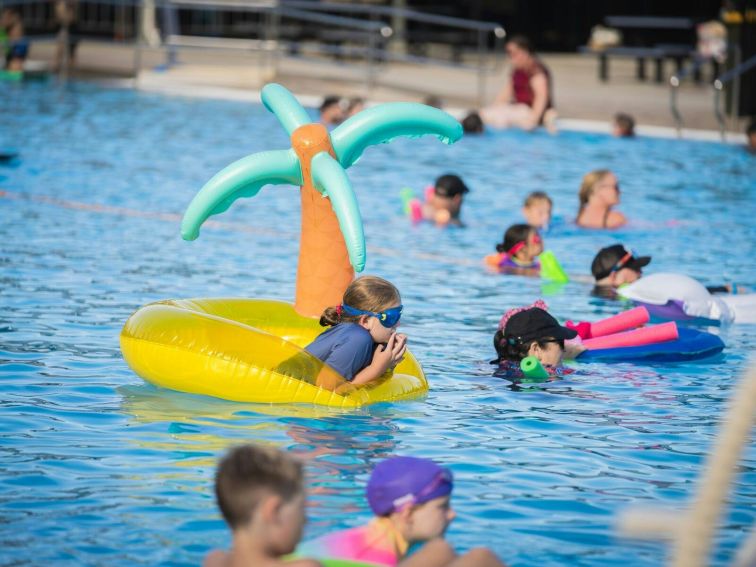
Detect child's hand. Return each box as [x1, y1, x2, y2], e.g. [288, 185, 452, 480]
[373, 333, 407, 373]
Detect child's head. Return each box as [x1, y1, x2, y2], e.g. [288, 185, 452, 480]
[461, 111, 484, 134]
[433, 174, 469, 221]
[591, 244, 651, 287]
[215, 444, 306, 556]
[496, 223, 543, 260]
[493, 303, 577, 366]
[320, 275, 402, 344]
[346, 97, 365, 117]
[579, 169, 620, 211]
[319, 95, 346, 126]
[522, 191, 553, 229]
[612, 113, 635, 137]
[366, 456, 455, 543]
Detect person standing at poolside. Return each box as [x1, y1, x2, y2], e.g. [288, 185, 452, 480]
[480, 35, 556, 133]
[576, 169, 627, 229]
[1, 7, 28, 72]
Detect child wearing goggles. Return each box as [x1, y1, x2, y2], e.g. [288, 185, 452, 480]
[298, 456, 506, 567]
[304, 276, 407, 386]
[485, 224, 544, 276]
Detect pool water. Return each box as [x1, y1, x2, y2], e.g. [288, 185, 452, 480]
[1, 81, 754, 566]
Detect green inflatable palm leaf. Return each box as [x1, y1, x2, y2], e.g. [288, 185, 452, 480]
[331, 103, 463, 169]
[181, 149, 302, 241]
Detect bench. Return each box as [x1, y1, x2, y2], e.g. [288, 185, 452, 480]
[582, 15, 697, 83]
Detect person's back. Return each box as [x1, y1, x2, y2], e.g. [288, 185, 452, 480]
[204, 444, 321, 567]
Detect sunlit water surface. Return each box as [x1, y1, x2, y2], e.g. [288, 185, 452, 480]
[1, 81, 755, 566]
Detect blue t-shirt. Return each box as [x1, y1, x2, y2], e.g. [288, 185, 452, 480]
[305, 323, 376, 381]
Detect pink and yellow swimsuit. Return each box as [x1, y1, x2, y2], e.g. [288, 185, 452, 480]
[298, 518, 408, 566]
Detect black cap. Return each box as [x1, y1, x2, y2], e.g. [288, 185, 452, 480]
[434, 174, 469, 198]
[504, 308, 577, 344]
[591, 245, 651, 281]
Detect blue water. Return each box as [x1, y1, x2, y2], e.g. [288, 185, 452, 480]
[1, 81, 755, 566]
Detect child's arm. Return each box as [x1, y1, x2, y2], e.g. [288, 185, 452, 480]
[351, 333, 407, 386]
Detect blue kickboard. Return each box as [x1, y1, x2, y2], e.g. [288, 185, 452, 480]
[577, 327, 724, 362]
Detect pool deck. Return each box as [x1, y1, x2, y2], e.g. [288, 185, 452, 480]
[26, 40, 749, 141]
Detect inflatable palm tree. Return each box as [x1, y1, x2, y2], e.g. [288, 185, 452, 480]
[182, 84, 462, 316]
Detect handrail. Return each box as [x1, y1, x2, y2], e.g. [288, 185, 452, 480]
[281, 1, 505, 33]
[668, 55, 710, 136]
[279, 0, 506, 106]
[714, 51, 755, 140]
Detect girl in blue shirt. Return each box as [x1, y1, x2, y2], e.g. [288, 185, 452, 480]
[305, 276, 407, 385]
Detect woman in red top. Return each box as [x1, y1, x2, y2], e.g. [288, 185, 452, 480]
[480, 35, 556, 132]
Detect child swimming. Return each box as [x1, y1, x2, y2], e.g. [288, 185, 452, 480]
[304, 275, 407, 385]
[521, 191, 553, 230]
[298, 456, 506, 566]
[421, 174, 470, 227]
[485, 224, 544, 276]
[492, 302, 583, 378]
[591, 244, 650, 297]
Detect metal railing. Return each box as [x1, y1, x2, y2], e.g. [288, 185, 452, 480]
[713, 52, 756, 140]
[4, 0, 505, 104]
[278, 0, 506, 105]
[669, 55, 712, 135]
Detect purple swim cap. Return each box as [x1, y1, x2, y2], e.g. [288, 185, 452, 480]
[366, 456, 453, 516]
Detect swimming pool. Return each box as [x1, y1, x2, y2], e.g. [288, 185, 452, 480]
[1, 80, 754, 566]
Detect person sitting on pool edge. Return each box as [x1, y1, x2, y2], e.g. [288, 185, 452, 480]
[484, 224, 543, 276]
[492, 301, 584, 378]
[297, 456, 507, 567]
[421, 174, 470, 227]
[576, 169, 627, 229]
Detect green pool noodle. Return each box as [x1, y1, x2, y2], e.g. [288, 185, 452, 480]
[400, 187, 415, 215]
[540, 250, 569, 283]
[520, 356, 550, 379]
[0, 70, 23, 82]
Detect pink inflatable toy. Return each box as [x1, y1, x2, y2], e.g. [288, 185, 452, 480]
[567, 306, 650, 339]
[582, 321, 679, 350]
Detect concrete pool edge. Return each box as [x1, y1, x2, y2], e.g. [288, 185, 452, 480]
[97, 76, 748, 145]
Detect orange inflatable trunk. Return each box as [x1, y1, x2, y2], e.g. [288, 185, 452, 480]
[291, 124, 354, 318]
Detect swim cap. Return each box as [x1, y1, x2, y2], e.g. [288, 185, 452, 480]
[366, 456, 453, 516]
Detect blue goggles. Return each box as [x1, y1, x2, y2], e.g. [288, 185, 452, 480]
[341, 304, 403, 328]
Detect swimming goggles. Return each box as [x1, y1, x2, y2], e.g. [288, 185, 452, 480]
[506, 232, 542, 256]
[340, 304, 403, 328]
[610, 249, 635, 274]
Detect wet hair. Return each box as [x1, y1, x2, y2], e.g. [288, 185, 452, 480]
[614, 113, 635, 137]
[319, 275, 401, 327]
[496, 224, 535, 254]
[320, 95, 343, 113]
[492, 330, 554, 363]
[507, 35, 534, 54]
[461, 111, 484, 134]
[523, 191, 552, 208]
[578, 169, 612, 215]
[215, 444, 303, 530]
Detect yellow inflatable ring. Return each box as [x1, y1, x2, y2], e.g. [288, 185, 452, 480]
[120, 298, 428, 408]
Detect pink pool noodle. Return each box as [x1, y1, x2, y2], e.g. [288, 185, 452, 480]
[424, 184, 435, 201]
[409, 199, 423, 222]
[583, 321, 679, 350]
[590, 306, 650, 338]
